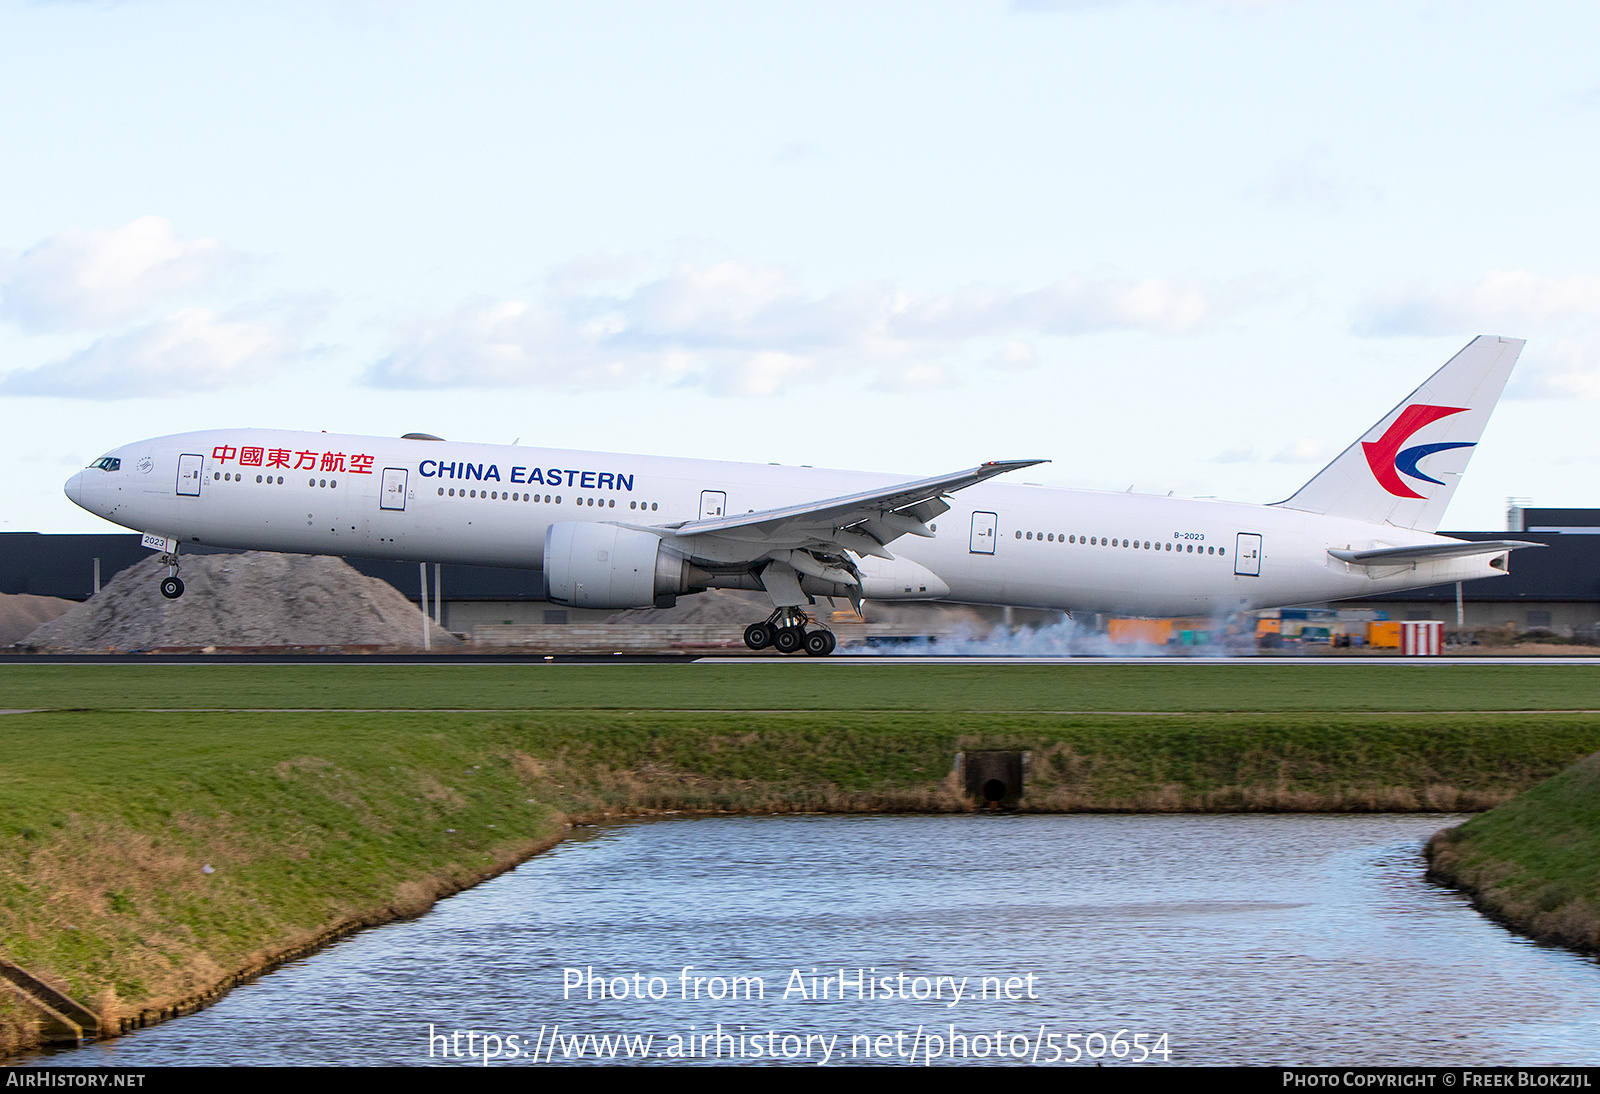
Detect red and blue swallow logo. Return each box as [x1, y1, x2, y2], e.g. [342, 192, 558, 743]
[1362, 404, 1474, 499]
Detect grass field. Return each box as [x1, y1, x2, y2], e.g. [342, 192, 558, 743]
[1, 661, 1597, 1052]
[1428, 751, 1600, 955]
[4, 660, 1600, 712]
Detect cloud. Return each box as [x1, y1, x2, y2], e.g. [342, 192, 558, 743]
[0, 216, 242, 333]
[985, 340, 1039, 371]
[1013, 0, 1286, 9]
[1249, 148, 1382, 214]
[773, 141, 824, 166]
[1356, 270, 1600, 336]
[364, 259, 1224, 395]
[1272, 438, 1333, 464]
[1354, 270, 1600, 398]
[0, 306, 313, 399]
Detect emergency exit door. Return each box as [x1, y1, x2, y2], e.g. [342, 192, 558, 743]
[970, 511, 997, 554]
[1234, 533, 1262, 577]
[380, 468, 408, 511]
[176, 454, 203, 496]
[699, 490, 726, 519]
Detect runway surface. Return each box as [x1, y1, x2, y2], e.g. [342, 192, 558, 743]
[4, 653, 1600, 666]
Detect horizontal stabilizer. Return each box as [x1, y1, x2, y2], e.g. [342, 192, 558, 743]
[1327, 539, 1544, 566]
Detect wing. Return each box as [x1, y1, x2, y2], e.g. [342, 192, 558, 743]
[610, 458, 1044, 600]
[1327, 539, 1544, 565]
[669, 459, 1044, 550]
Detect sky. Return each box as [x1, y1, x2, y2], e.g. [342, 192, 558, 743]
[4, 0, 1599, 533]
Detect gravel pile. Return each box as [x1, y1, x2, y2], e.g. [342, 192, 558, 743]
[0, 593, 76, 647]
[18, 552, 459, 652]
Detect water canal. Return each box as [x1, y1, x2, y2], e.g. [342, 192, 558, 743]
[37, 813, 1600, 1067]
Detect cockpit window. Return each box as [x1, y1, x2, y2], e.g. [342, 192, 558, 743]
[88, 457, 121, 472]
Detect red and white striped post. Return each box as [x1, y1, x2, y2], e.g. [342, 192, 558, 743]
[1400, 620, 1443, 656]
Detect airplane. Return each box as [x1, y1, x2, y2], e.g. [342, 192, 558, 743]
[62, 335, 1541, 655]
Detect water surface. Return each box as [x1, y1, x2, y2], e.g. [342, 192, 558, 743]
[43, 814, 1600, 1066]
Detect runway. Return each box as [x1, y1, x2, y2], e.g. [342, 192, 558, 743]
[698, 655, 1600, 666]
[4, 653, 1600, 666]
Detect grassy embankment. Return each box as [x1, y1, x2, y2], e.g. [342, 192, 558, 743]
[1427, 750, 1600, 955]
[1, 661, 1598, 1052]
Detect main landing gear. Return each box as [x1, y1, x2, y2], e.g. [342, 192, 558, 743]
[158, 550, 184, 600]
[743, 608, 837, 656]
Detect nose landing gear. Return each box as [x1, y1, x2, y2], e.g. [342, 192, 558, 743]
[158, 550, 184, 599]
[743, 608, 837, 656]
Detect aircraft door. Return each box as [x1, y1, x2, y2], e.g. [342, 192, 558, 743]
[1234, 533, 1262, 577]
[380, 468, 408, 511]
[970, 511, 997, 554]
[699, 490, 726, 519]
[176, 453, 203, 496]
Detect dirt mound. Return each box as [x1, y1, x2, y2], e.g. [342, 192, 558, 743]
[0, 593, 77, 647]
[18, 552, 459, 652]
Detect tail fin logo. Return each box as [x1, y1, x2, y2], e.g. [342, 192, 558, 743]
[1361, 404, 1474, 499]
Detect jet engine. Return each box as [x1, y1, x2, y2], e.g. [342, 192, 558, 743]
[543, 522, 691, 609]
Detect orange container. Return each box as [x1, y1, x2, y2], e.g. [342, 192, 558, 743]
[1108, 618, 1174, 645]
[1368, 621, 1401, 648]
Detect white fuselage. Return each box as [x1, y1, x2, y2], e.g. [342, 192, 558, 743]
[64, 429, 1507, 617]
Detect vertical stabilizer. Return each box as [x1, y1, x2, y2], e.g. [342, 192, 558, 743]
[1274, 335, 1523, 532]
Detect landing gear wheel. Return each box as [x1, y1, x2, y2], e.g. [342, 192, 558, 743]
[773, 626, 805, 654]
[160, 576, 185, 600]
[804, 630, 837, 657]
[743, 622, 774, 651]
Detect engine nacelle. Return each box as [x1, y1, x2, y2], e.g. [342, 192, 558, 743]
[543, 522, 690, 609]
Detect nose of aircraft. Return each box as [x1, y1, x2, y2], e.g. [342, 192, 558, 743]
[64, 470, 85, 507]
